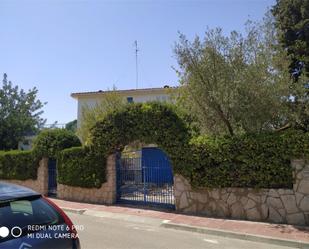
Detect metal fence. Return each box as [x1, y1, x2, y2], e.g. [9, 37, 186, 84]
[116, 154, 175, 209]
[48, 159, 57, 196]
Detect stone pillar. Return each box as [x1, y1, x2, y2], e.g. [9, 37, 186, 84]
[105, 154, 117, 204]
[292, 159, 309, 225]
[174, 174, 192, 212]
[37, 157, 49, 195]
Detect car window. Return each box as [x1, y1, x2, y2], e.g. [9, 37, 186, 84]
[10, 200, 33, 215]
[0, 196, 63, 233]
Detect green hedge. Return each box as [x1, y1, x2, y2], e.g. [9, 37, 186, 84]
[0, 150, 39, 180]
[90, 102, 191, 175]
[56, 102, 309, 189]
[57, 147, 105, 188]
[57, 102, 190, 188]
[33, 129, 81, 159]
[0, 129, 81, 182]
[187, 130, 309, 189]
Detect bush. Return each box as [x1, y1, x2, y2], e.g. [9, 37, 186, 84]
[33, 129, 81, 159]
[56, 102, 309, 190]
[187, 130, 309, 189]
[0, 150, 39, 180]
[60, 102, 190, 188]
[90, 102, 191, 175]
[57, 147, 105, 188]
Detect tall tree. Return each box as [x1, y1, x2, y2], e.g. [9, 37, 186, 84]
[0, 74, 46, 150]
[272, 0, 309, 131]
[77, 88, 126, 144]
[272, 0, 309, 79]
[174, 17, 292, 136]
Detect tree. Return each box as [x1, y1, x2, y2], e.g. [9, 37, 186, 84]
[65, 119, 77, 133]
[174, 17, 292, 136]
[0, 74, 46, 150]
[272, 1, 309, 131]
[272, 0, 309, 79]
[77, 89, 126, 144]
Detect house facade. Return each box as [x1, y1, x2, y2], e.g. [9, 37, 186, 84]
[71, 87, 176, 128]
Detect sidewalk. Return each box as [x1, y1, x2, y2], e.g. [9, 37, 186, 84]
[50, 198, 309, 248]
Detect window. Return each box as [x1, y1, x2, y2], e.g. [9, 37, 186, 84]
[127, 97, 134, 103]
[10, 200, 33, 215]
[0, 196, 63, 242]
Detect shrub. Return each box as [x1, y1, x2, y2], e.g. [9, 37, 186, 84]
[0, 150, 39, 180]
[60, 102, 190, 188]
[57, 147, 105, 188]
[57, 102, 309, 190]
[187, 129, 309, 189]
[77, 89, 126, 145]
[33, 129, 81, 159]
[90, 102, 191, 175]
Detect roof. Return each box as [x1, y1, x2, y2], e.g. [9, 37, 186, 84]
[0, 182, 40, 201]
[71, 86, 177, 98]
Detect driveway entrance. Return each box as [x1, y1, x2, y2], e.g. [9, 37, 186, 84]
[116, 147, 175, 209]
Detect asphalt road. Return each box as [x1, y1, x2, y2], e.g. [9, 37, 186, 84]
[67, 212, 296, 249]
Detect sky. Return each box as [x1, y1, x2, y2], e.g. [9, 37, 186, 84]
[0, 0, 275, 124]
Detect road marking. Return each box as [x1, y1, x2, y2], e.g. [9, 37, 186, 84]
[129, 225, 156, 232]
[203, 238, 219, 244]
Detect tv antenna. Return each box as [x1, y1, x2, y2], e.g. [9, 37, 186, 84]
[134, 40, 139, 89]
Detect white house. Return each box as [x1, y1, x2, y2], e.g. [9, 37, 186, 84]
[71, 86, 176, 128]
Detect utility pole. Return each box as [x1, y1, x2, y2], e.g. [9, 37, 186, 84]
[134, 40, 139, 89]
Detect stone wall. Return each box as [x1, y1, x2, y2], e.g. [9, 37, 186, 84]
[3, 158, 48, 195]
[57, 154, 116, 204]
[174, 159, 309, 226]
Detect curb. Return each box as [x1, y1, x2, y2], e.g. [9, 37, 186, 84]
[62, 206, 309, 248]
[83, 210, 164, 225]
[62, 207, 163, 225]
[161, 222, 309, 249]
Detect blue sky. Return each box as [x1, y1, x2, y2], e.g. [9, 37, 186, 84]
[0, 0, 275, 124]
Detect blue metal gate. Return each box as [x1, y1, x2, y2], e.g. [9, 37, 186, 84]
[116, 148, 175, 209]
[48, 159, 57, 196]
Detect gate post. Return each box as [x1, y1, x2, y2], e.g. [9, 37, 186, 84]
[37, 157, 49, 195]
[115, 151, 121, 202]
[106, 154, 117, 204]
